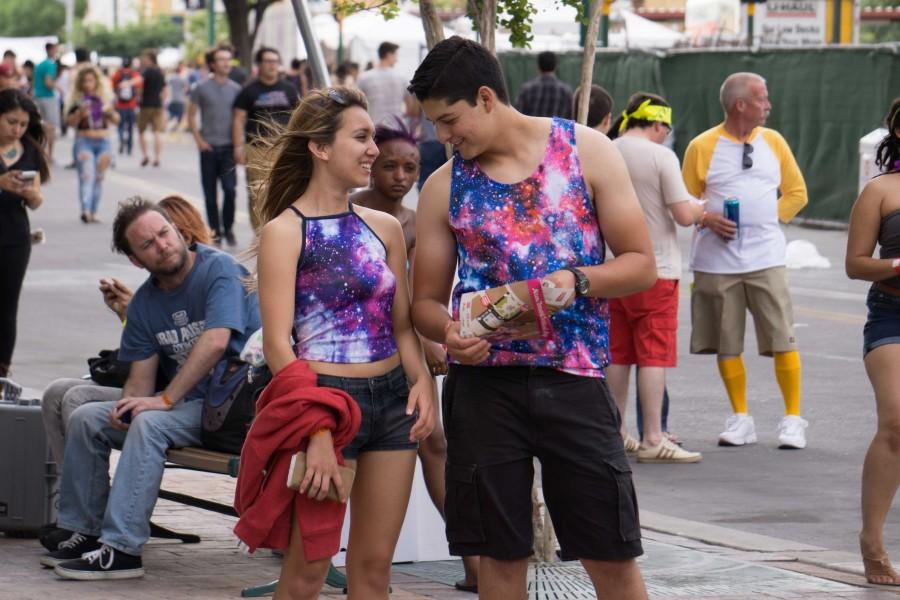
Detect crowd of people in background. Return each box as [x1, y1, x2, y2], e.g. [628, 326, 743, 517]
[3, 31, 900, 597]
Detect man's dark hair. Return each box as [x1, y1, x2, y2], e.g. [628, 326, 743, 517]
[211, 43, 233, 62]
[142, 49, 158, 65]
[573, 84, 613, 129]
[45, 42, 57, 54]
[74, 47, 89, 63]
[254, 46, 279, 65]
[290, 58, 302, 70]
[377, 42, 399, 60]
[3, 50, 16, 59]
[537, 51, 556, 73]
[121, 56, 131, 68]
[407, 36, 509, 106]
[112, 196, 172, 256]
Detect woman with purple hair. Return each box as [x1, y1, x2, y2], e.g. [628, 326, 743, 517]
[353, 119, 480, 593]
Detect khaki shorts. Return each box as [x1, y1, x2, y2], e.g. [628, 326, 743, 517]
[137, 107, 165, 133]
[690, 267, 797, 357]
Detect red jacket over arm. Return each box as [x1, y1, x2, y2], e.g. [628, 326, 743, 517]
[234, 360, 361, 560]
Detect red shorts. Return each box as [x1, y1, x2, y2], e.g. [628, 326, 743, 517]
[609, 278, 679, 368]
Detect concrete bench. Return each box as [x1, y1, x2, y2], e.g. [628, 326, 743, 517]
[161, 447, 347, 597]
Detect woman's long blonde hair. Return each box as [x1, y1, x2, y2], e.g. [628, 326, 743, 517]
[243, 86, 368, 288]
[250, 85, 368, 227]
[65, 64, 113, 115]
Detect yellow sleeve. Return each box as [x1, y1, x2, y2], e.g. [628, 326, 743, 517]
[682, 126, 719, 200]
[681, 138, 706, 199]
[762, 129, 808, 223]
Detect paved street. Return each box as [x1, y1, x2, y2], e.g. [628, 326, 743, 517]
[4, 133, 900, 598]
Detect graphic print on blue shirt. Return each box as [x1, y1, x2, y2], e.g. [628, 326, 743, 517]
[119, 244, 261, 399]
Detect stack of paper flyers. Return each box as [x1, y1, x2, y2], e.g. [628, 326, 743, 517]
[459, 278, 574, 342]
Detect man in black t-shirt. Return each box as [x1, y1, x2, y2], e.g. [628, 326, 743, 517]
[232, 47, 299, 229]
[137, 50, 167, 167]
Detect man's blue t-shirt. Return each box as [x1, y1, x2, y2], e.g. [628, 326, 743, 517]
[119, 244, 261, 400]
[33, 59, 57, 98]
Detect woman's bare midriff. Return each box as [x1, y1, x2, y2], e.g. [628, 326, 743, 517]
[304, 352, 402, 379]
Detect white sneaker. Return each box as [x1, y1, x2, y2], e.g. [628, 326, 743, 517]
[777, 415, 808, 449]
[637, 438, 703, 464]
[718, 413, 757, 446]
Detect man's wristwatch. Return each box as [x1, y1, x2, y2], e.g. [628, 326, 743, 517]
[563, 267, 590, 297]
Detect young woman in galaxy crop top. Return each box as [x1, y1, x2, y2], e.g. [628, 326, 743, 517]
[253, 86, 435, 600]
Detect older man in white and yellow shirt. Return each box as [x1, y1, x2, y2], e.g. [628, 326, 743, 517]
[683, 72, 808, 450]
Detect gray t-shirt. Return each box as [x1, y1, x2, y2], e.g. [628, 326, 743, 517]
[168, 73, 188, 104]
[356, 68, 408, 126]
[614, 135, 694, 279]
[190, 77, 242, 147]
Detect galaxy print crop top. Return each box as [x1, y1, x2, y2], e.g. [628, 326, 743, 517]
[288, 204, 398, 363]
[448, 118, 609, 377]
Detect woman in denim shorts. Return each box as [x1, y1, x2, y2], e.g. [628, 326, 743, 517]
[253, 86, 435, 600]
[846, 98, 900, 586]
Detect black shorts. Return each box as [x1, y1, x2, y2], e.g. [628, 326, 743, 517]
[317, 366, 417, 460]
[442, 365, 643, 562]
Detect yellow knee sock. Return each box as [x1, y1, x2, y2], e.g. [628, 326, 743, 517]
[717, 356, 747, 414]
[774, 351, 802, 416]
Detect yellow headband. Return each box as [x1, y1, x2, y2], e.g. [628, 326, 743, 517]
[619, 98, 672, 133]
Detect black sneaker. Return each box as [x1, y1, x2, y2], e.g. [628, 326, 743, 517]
[38, 523, 73, 552]
[54, 544, 144, 580]
[224, 230, 237, 247]
[39, 532, 100, 568]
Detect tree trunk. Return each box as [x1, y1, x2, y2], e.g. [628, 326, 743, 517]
[466, 0, 497, 54]
[576, 0, 606, 125]
[224, 0, 252, 68]
[479, 0, 497, 54]
[419, 0, 445, 50]
[223, 0, 274, 68]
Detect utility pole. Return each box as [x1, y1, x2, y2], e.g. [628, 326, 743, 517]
[208, 0, 216, 46]
[746, 0, 756, 46]
[65, 0, 74, 51]
[289, 0, 331, 88]
[113, 0, 118, 30]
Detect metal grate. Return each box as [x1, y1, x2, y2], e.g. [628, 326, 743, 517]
[392, 539, 861, 599]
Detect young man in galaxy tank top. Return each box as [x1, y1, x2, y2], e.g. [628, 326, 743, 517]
[409, 37, 657, 600]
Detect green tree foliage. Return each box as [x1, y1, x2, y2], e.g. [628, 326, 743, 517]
[470, 0, 585, 48]
[185, 11, 230, 64]
[861, 0, 900, 43]
[0, 0, 86, 37]
[83, 19, 183, 59]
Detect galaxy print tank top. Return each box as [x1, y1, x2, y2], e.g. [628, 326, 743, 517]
[289, 204, 398, 363]
[449, 118, 609, 377]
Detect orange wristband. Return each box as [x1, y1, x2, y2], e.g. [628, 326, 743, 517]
[160, 392, 173, 408]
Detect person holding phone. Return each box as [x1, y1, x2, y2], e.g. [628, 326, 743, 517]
[0, 88, 48, 379]
[65, 65, 119, 224]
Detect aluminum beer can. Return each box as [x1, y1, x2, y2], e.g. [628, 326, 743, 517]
[724, 197, 740, 240]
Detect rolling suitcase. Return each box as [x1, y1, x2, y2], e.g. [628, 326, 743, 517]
[0, 392, 57, 537]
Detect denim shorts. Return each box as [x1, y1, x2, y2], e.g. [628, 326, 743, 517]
[317, 365, 417, 460]
[863, 286, 900, 356]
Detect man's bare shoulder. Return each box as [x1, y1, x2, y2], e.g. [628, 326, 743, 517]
[419, 159, 453, 211]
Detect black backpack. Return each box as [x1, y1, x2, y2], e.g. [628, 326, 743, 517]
[87, 348, 167, 391]
[201, 357, 271, 455]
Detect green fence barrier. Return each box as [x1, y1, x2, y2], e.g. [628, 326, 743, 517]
[500, 47, 900, 222]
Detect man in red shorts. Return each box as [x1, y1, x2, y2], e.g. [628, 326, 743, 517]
[605, 93, 704, 464]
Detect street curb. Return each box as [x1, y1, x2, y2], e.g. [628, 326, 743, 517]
[640, 510, 866, 578]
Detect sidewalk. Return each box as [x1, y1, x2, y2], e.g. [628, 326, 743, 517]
[2, 464, 898, 600]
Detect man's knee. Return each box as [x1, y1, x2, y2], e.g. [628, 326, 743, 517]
[68, 401, 114, 433]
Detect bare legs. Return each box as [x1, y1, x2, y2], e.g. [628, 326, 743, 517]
[860, 344, 900, 584]
[345, 450, 416, 600]
[417, 385, 479, 590]
[606, 364, 666, 447]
